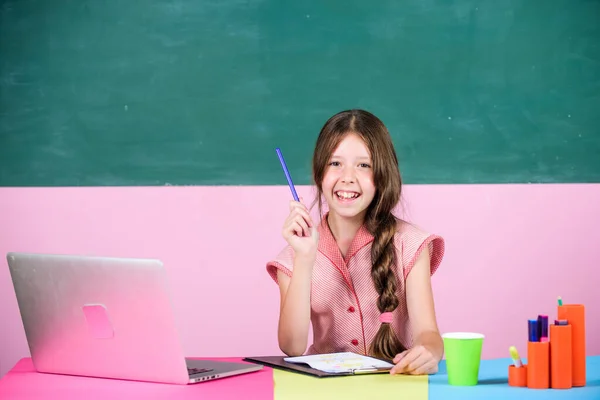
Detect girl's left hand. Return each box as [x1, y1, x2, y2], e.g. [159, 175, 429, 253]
[389, 345, 439, 375]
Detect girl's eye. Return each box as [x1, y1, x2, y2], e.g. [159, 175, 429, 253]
[329, 161, 340, 167]
[359, 163, 371, 168]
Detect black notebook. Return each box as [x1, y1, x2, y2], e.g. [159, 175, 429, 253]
[243, 352, 394, 378]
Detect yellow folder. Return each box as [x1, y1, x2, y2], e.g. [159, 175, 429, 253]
[273, 369, 428, 400]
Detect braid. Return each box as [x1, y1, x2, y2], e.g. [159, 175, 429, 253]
[368, 212, 406, 360]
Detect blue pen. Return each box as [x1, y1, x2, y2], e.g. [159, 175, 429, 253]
[528, 319, 539, 342]
[275, 148, 299, 201]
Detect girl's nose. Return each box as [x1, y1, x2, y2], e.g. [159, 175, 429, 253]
[341, 166, 356, 183]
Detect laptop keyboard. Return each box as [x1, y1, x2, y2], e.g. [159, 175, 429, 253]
[188, 367, 213, 375]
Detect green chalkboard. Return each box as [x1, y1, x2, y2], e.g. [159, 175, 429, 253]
[1, 0, 599, 186]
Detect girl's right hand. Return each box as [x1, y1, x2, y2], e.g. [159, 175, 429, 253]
[282, 199, 319, 262]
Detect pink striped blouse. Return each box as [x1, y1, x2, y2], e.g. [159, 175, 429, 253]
[266, 215, 445, 356]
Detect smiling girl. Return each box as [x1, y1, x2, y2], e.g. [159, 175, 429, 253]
[266, 109, 445, 375]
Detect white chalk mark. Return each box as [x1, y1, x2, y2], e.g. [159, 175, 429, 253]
[124, 105, 128, 111]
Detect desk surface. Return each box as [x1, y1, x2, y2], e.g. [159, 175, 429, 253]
[1, 356, 599, 399]
[431, 356, 600, 400]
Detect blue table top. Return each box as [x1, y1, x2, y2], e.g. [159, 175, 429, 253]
[430, 356, 600, 399]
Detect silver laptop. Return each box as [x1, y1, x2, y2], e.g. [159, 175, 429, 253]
[6, 252, 262, 384]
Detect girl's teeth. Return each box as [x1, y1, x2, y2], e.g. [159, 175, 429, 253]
[337, 192, 358, 199]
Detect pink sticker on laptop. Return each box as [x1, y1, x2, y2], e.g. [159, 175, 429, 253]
[82, 304, 114, 339]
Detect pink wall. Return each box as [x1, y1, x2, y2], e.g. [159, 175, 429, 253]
[1, 184, 599, 377]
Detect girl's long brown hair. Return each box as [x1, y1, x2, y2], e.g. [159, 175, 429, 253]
[312, 109, 405, 361]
